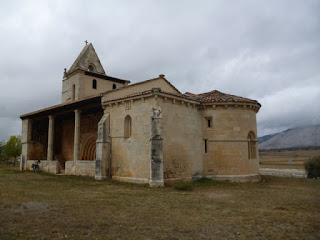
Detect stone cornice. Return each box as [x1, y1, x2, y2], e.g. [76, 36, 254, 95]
[103, 89, 261, 113]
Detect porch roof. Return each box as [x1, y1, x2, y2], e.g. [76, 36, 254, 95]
[20, 95, 102, 119]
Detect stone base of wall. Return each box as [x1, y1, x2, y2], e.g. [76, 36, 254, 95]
[95, 175, 107, 180]
[149, 180, 165, 187]
[65, 161, 74, 175]
[26, 160, 60, 174]
[164, 174, 260, 183]
[112, 176, 149, 184]
[206, 174, 261, 182]
[164, 175, 202, 184]
[65, 160, 95, 177]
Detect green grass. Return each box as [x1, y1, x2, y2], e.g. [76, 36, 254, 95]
[0, 164, 320, 239]
[170, 177, 235, 191]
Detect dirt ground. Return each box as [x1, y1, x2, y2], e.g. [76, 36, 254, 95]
[0, 164, 320, 240]
[259, 149, 320, 169]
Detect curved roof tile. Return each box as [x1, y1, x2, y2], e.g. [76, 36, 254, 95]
[184, 90, 259, 104]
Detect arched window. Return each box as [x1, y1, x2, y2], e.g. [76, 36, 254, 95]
[88, 64, 95, 72]
[124, 115, 132, 139]
[112, 84, 116, 89]
[92, 79, 97, 89]
[247, 131, 257, 159]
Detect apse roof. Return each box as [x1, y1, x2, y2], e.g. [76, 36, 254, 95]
[184, 90, 259, 104]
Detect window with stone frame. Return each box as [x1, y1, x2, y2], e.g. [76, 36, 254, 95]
[204, 116, 213, 128]
[124, 115, 132, 139]
[247, 131, 257, 159]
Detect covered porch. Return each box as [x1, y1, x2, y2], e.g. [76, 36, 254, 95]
[20, 96, 103, 176]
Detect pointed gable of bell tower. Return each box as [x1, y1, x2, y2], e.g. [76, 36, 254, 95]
[67, 43, 106, 76]
[62, 42, 130, 103]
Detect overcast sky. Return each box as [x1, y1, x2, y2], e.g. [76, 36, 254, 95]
[0, 0, 319, 140]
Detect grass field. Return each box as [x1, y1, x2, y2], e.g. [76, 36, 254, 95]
[259, 149, 320, 169]
[0, 164, 320, 239]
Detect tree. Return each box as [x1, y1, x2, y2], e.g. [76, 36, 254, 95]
[4, 136, 22, 160]
[0, 140, 6, 161]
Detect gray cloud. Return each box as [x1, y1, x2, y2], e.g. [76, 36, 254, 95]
[0, 0, 319, 140]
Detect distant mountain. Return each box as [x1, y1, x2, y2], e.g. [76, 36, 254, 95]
[258, 133, 278, 144]
[259, 125, 320, 150]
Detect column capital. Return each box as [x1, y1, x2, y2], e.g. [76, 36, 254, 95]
[74, 109, 82, 114]
[48, 115, 55, 120]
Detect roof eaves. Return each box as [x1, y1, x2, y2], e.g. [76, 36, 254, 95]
[20, 94, 101, 119]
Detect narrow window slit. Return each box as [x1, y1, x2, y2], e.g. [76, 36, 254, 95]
[204, 139, 208, 153]
[92, 79, 97, 89]
[208, 119, 211, 128]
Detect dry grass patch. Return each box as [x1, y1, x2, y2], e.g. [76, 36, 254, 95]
[0, 164, 319, 239]
[260, 149, 320, 169]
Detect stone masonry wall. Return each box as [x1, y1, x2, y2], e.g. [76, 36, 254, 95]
[62, 73, 84, 102]
[159, 98, 203, 180]
[83, 75, 125, 97]
[202, 106, 259, 176]
[61, 118, 74, 162]
[102, 78, 179, 102]
[105, 97, 154, 181]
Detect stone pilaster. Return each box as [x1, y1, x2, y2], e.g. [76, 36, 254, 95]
[95, 113, 110, 180]
[47, 115, 55, 161]
[73, 109, 81, 164]
[150, 107, 164, 187]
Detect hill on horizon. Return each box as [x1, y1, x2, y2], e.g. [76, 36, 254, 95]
[259, 125, 320, 150]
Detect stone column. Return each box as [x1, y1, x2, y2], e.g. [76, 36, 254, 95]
[95, 113, 110, 180]
[73, 109, 81, 164]
[21, 119, 32, 170]
[150, 107, 164, 187]
[47, 115, 55, 161]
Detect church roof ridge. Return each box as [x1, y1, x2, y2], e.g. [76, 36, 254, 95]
[102, 89, 195, 103]
[100, 74, 181, 96]
[128, 75, 181, 94]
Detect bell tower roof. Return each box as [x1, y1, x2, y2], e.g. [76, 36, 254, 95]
[67, 42, 106, 76]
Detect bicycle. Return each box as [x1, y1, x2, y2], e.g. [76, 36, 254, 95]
[6, 160, 15, 167]
[31, 160, 40, 173]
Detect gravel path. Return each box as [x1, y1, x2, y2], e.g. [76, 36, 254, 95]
[260, 168, 307, 178]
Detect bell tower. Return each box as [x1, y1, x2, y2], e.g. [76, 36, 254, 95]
[62, 42, 130, 103]
[62, 42, 111, 103]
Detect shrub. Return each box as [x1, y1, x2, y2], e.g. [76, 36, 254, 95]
[304, 155, 320, 179]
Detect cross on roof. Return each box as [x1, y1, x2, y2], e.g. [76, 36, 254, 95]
[85, 40, 88, 45]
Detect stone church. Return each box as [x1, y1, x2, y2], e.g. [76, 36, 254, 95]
[20, 43, 261, 186]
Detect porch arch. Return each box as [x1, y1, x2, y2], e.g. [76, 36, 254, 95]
[81, 136, 96, 160]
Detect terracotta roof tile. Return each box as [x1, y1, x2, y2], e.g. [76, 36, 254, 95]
[184, 90, 259, 104]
